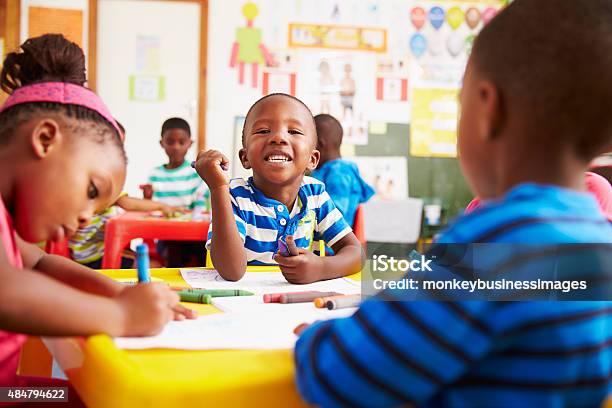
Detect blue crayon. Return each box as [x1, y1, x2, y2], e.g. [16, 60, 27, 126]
[136, 244, 150, 283]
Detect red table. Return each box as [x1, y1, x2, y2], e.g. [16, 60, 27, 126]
[102, 212, 210, 269]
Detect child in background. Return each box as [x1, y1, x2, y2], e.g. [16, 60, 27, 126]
[0, 34, 193, 390]
[69, 122, 183, 269]
[295, 1, 611, 406]
[142, 117, 209, 266]
[466, 172, 612, 220]
[194, 93, 363, 283]
[311, 113, 374, 227]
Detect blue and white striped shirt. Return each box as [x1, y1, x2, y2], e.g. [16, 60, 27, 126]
[206, 176, 352, 265]
[295, 183, 612, 407]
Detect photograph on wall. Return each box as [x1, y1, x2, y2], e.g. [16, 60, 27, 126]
[346, 156, 408, 199]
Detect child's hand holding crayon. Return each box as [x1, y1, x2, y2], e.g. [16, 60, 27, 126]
[193, 150, 230, 190]
[116, 283, 183, 336]
[274, 236, 324, 284]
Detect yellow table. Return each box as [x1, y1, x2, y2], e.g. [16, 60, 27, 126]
[40, 267, 310, 408]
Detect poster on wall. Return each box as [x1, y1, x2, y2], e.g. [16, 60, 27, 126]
[376, 54, 410, 102]
[229, 2, 276, 89]
[346, 156, 408, 199]
[297, 51, 371, 145]
[129, 75, 166, 102]
[289, 23, 387, 53]
[135, 35, 161, 73]
[410, 84, 459, 157]
[262, 49, 297, 95]
[407, 0, 505, 157]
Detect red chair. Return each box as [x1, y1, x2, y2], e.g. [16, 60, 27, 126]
[353, 204, 366, 249]
[143, 238, 164, 266]
[44, 238, 70, 258]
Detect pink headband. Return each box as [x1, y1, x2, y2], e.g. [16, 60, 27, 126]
[0, 82, 123, 141]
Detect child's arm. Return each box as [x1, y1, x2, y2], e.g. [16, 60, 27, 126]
[274, 233, 363, 284]
[294, 298, 495, 406]
[194, 150, 247, 281]
[0, 245, 180, 336]
[116, 195, 183, 216]
[19, 237, 123, 297]
[19, 238, 196, 320]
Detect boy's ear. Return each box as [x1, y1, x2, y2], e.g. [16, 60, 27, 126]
[307, 149, 321, 171]
[478, 80, 505, 141]
[159, 139, 164, 148]
[239, 148, 251, 169]
[316, 136, 325, 150]
[30, 118, 62, 159]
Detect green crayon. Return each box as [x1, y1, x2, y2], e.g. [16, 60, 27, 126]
[178, 292, 212, 304]
[178, 289, 254, 297]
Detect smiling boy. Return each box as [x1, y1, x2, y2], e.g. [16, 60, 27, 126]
[194, 93, 363, 282]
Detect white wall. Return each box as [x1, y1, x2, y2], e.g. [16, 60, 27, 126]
[97, 0, 200, 196]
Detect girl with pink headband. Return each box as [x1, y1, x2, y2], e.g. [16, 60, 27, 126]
[0, 34, 195, 393]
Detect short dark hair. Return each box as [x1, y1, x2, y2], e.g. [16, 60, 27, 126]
[241, 93, 315, 146]
[161, 117, 191, 137]
[471, 0, 612, 161]
[314, 114, 343, 148]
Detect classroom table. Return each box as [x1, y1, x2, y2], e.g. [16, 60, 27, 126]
[37, 267, 315, 408]
[102, 212, 210, 269]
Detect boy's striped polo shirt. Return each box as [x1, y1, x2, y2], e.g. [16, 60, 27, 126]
[206, 176, 352, 265]
[148, 160, 208, 209]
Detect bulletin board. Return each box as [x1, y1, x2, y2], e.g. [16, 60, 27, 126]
[210, 0, 506, 234]
[354, 122, 473, 221]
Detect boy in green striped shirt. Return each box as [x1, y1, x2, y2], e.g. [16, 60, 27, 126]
[143, 118, 210, 266]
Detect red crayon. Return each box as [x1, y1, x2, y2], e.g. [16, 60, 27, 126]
[279, 291, 340, 304]
[263, 291, 303, 303]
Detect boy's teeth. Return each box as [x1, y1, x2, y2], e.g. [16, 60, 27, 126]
[267, 155, 289, 162]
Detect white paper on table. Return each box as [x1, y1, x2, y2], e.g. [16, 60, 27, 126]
[179, 269, 361, 295]
[114, 308, 357, 350]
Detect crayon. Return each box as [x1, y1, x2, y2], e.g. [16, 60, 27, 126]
[169, 285, 190, 291]
[136, 244, 150, 283]
[174, 289, 254, 297]
[263, 292, 301, 303]
[279, 291, 340, 304]
[191, 160, 229, 171]
[178, 292, 212, 304]
[278, 236, 299, 257]
[326, 294, 362, 310]
[313, 294, 350, 308]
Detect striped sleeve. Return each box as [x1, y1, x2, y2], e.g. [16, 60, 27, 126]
[314, 189, 352, 247]
[191, 180, 209, 209]
[294, 296, 496, 407]
[205, 195, 247, 250]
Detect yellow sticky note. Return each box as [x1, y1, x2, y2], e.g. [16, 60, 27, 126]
[369, 121, 388, 135]
[340, 144, 356, 157]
